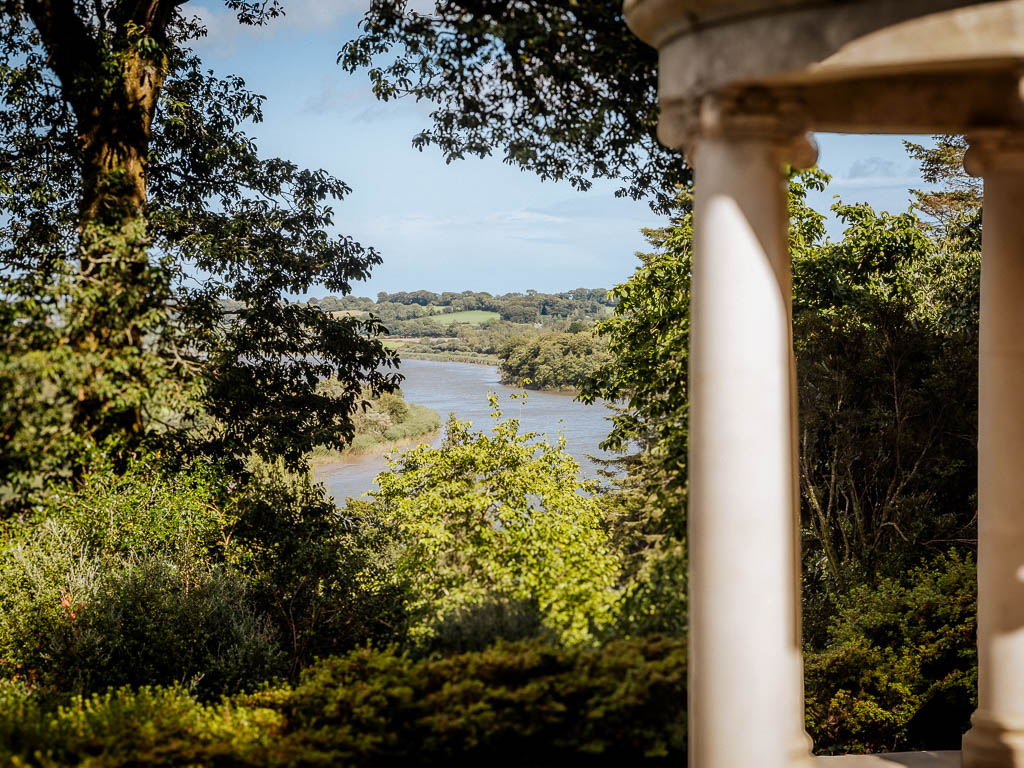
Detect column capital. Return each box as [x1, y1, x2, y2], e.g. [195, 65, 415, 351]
[964, 131, 1024, 177]
[672, 89, 819, 170]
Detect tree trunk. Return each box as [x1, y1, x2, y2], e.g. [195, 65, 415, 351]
[23, 0, 179, 446]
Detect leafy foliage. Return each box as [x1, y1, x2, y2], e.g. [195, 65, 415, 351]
[794, 201, 978, 630]
[0, 680, 287, 767]
[805, 552, 977, 754]
[340, 0, 687, 213]
[310, 381, 440, 458]
[578, 193, 694, 489]
[227, 462, 410, 672]
[0, 1, 399, 510]
[575, 174, 827, 637]
[368, 396, 621, 647]
[0, 454, 406, 694]
[904, 135, 982, 246]
[498, 330, 610, 391]
[576, 195, 696, 637]
[0, 635, 688, 766]
[581, 167, 978, 645]
[0, 457, 282, 697]
[281, 635, 687, 763]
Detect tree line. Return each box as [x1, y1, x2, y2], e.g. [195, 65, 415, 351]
[310, 287, 615, 325]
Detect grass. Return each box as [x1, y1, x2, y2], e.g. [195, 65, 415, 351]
[396, 351, 499, 365]
[427, 310, 501, 326]
[326, 309, 369, 318]
[309, 403, 441, 464]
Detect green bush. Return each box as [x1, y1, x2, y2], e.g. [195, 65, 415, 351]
[371, 402, 621, 647]
[805, 551, 977, 754]
[0, 679, 284, 767]
[280, 635, 687, 764]
[421, 595, 554, 655]
[381, 403, 441, 442]
[309, 386, 439, 458]
[0, 636, 687, 767]
[498, 330, 611, 391]
[0, 458, 282, 697]
[213, 465, 410, 672]
[0, 456, 406, 697]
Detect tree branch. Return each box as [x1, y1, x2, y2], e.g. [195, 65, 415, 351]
[23, 0, 103, 113]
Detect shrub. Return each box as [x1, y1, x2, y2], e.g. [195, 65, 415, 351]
[381, 403, 440, 442]
[0, 679, 284, 767]
[421, 595, 554, 655]
[309, 386, 439, 457]
[0, 457, 282, 697]
[0, 455, 404, 697]
[212, 463, 410, 673]
[0, 636, 687, 767]
[805, 551, 977, 754]
[279, 635, 687, 764]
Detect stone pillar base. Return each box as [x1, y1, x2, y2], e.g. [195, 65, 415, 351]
[964, 713, 1024, 768]
[795, 729, 815, 761]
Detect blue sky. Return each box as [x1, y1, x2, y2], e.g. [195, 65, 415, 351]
[189, 0, 933, 299]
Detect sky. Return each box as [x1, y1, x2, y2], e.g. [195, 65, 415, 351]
[188, 0, 933, 299]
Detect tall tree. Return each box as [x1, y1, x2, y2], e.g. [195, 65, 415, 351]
[904, 135, 982, 245]
[369, 398, 620, 648]
[0, 1, 398, 505]
[583, 168, 979, 639]
[339, 0, 687, 213]
[793, 200, 977, 626]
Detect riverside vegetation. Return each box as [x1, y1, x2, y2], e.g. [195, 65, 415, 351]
[0, 0, 984, 763]
[308, 382, 441, 463]
[302, 288, 615, 389]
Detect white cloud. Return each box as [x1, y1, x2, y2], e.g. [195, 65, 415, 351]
[187, 0, 441, 70]
[830, 175, 922, 189]
[353, 198, 655, 257]
[187, 0, 364, 55]
[847, 156, 901, 179]
[299, 75, 435, 121]
[831, 155, 920, 188]
[301, 75, 375, 115]
[355, 207, 575, 248]
[278, 0, 368, 27]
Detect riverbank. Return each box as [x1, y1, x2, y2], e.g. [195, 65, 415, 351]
[497, 377, 579, 396]
[309, 426, 441, 467]
[396, 351, 499, 366]
[313, 359, 616, 503]
[308, 400, 441, 466]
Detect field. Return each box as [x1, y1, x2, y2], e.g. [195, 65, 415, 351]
[308, 402, 441, 464]
[326, 309, 369, 318]
[427, 310, 501, 325]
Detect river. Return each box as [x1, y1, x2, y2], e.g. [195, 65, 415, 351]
[314, 358, 618, 503]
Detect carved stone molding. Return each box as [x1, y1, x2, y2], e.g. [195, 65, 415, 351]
[964, 131, 1024, 177]
[669, 88, 819, 170]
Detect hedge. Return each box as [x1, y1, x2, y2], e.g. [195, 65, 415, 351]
[0, 635, 687, 767]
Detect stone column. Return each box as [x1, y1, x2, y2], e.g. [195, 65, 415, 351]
[963, 133, 1024, 768]
[686, 94, 816, 768]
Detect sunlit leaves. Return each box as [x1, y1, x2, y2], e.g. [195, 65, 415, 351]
[369, 395, 620, 646]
